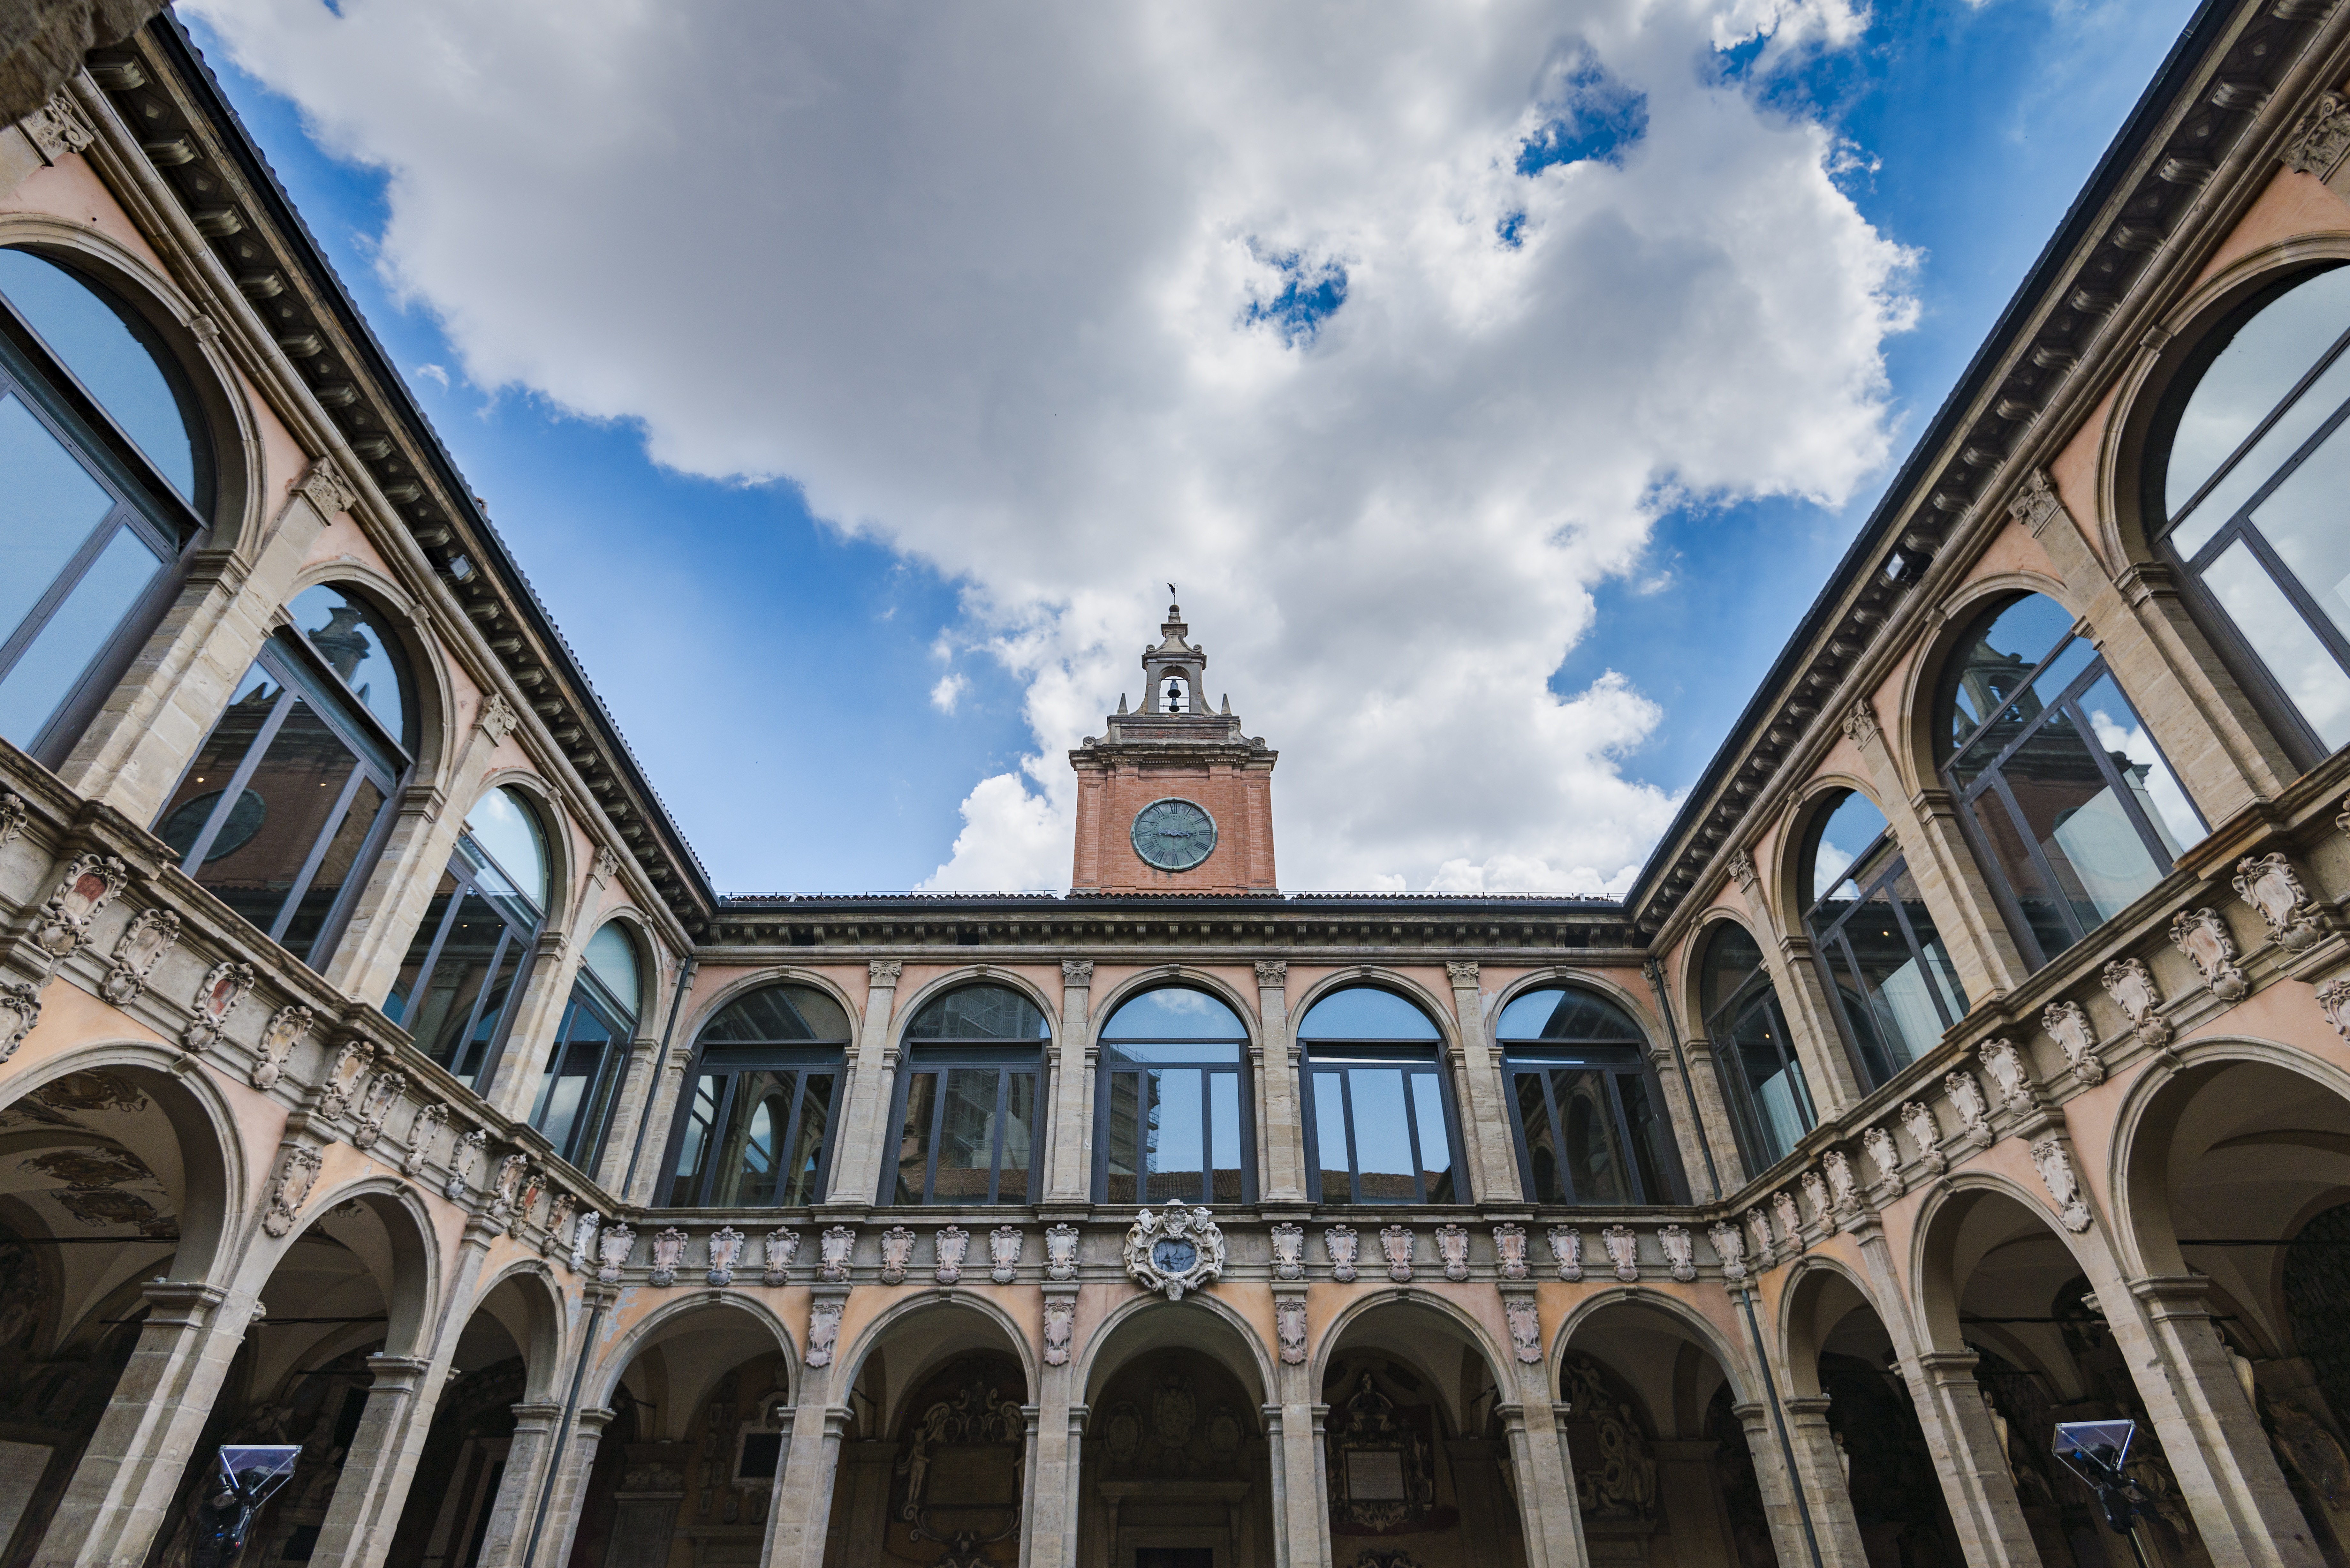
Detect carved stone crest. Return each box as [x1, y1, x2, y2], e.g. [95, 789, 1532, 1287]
[1435, 1224, 1469, 1282]
[1709, 1220, 1747, 1282]
[1325, 1224, 1360, 1283]
[935, 1225, 970, 1285]
[2319, 978, 2350, 1042]
[1978, 1038, 2037, 1112]
[1494, 1223, 1528, 1281]
[1945, 1070, 1994, 1147]
[1771, 1192, 1803, 1255]
[101, 908, 180, 1004]
[488, 1153, 530, 1230]
[1044, 1221, 1078, 1281]
[1270, 1221, 1304, 1281]
[1505, 1295, 1542, 1363]
[318, 1038, 375, 1120]
[476, 692, 519, 745]
[573, 1211, 603, 1276]
[2029, 1138, 2093, 1233]
[1822, 1149, 1861, 1217]
[183, 960, 254, 1053]
[544, 1193, 576, 1260]
[820, 1225, 856, 1281]
[989, 1225, 1021, 1284]
[446, 1128, 486, 1204]
[0, 981, 39, 1063]
[765, 1227, 800, 1286]
[1900, 1100, 1946, 1174]
[253, 1004, 310, 1090]
[1745, 1206, 1776, 1270]
[1601, 1225, 1639, 1282]
[879, 1225, 916, 1285]
[2235, 852, 2326, 951]
[2043, 1000, 2104, 1086]
[1548, 1225, 1583, 1282]
[2285, 92, 2350, 180]
[1125, 1207, 1226, 1301]
[1841, 699, 1881, 748]
[1658, 1225, 1697, 1283]
[351, 1070, 405, 1149]
[708, 1226, 745, 1287]
[1044, 1296, 1076, 1365]
[649, 1226, 688, 1287]
[35, 852, 125, 960]
[2170, 907, 2248, 1001]
[19, 92, 92, 163]
[2101, 957, 2171, 1049]
[1379, 1225, 1415, 1283]
[1861, 1125, 1900, 1192]
[807, 1298, 843, 1366]
[2009, 469, 2065, 534]
[1728, 850, 1757, 892]
[1800, 1168, 1834, 1232]
[0, 794, 23, 850]
[404, 1101, 446, 1176]
[262, 1144, 323, 1237]
[1277, 1296, 1308, 1364]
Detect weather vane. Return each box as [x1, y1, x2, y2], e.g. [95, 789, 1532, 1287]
[1168, 582, 1177, 599]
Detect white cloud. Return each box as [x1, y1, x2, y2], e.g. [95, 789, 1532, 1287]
[929, 673, 969, 715]
[188, 0, 1916, 893]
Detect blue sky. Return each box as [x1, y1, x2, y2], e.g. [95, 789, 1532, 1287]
[182, 0, 2202, 894]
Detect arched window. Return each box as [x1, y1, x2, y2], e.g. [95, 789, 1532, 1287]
[531, 921, 643, 1172]
[1298, 986, 1463, 1204]
[1797, 789, 1967, 1086]
[1497, 986, 1680, 1205]
[2150, 264, 2350, 759]
[155, 583, 411, 967]
[1937, 593, 2203, 967]
[383, 784, 550, 1089]
[666, 983, 849, 1207]
[0, 248, 205, 759]
[1701, 923, 1812, 1171]
[1094, 986, 1253, 1204]
[888, 984, 1048, 1205]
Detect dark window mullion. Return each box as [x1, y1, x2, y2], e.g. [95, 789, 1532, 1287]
[1878, 870, 1957, 1030]
[2166, 320, 2350, 532]
[1338, 1070, 1361, 1205]
[1542, 1067, 1575, 1206]
[774, 1071, 807, 1211]
[923, 1065, 948, 1205]
[1986, 767, 2088, 946]
[453, 925, 512, 1078]
[0, 506, 133, 678]
[2233, 522, 2350, 675]
[704, 1071, 745, 1207]
[1942, 764, 2051, 972]
[987, 1070, 1010, 1204]
[1602, 1072, 1647, 1204]
[268, 761, 368, 942]
[181, 683, 299, 870]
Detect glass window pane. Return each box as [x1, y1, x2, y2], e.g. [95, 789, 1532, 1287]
[288, 583, 411, 746]
[534, 1001, 613, 1162]
[1824, 938, 1901, 1086]
[279, 774, 387, 963]
[1513, 1071, 1564, 1203]
[467, 785, 548, 912]
[157, 663, 280, 863]
[1980, 708, 2165, 935]
[1411, 1074, 1454, 1203]
[894, 1072, 939, 1203]
[1102, 987, 1245, 1038]
[1964, 788, 2074, 961]
[2249, 422, 2350, 650]
[781, 1073, 835, 1206]
[1104, 1071, 1140, 1203]
[1297, 988, 1439, 1041]
[1731, 1001, 1811, 1164]
[1143, 1068, 1203, 1204]
[403, 894, 506, 1077]
[1807, 790, 1889, 905]
[0, 392, 114, 641]
[1944, 594, 2075, 750]
[703, 984, 850, 1044]
[1495, 986, 1642, 1044]
[907, 984, 1048, 1039]
[381, 866, 459, 1028]
[1349, 1068, 1414, 1202]
[1856, 888, 1945, 1070]
[185, 695, 359, 940]
[998, 1073, 1036, 1203]
[1701, 923, 1767, 1020]
[709, 1072, 790, 1207]
[1552, 1068, 1629, 1205]
[670, 1073, 724, 1203]
[1105, 1040, 1241, 1065]
[451, 930, 523, 1084]
[2201, 540, 2350, 748]
[2073, 675, 2200, 856]
[1616, 1073, 1676, 1205]
[1312, 1073, 1351, 1201]
[1210, 1072, 1242, 1203]
[932, 1068, 1000, 1202]
[2165, 267, 2350, 517]
[1889, 862, 1968, 1021]
[584, 923, 641, 1019]
[0, 250, 196, 500]
[0, 521, 162, 746]
[2176, 333, 2350, 557]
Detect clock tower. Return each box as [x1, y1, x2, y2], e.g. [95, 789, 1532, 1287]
[1069, 601, 1278, 893]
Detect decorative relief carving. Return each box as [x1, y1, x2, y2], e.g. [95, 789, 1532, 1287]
[1254, 960, 1287, 986]
[1125, 1207, 1225, 1301]
[487, 1154, 530, 1231]
[1800, 1169, 1834, 1232]
[262, 1144, 322, 1237]
[820, 1225, 856, 1281]
[1044, 1222, 1078, 1281]
[1978, 1038, 2037, 1112]
[598, 1220, 634, 1283]
[1601, 1225, 1639, 1282]
[1505, 1295, 1542, 1363]
[182, 960, 254, 1054]
[0, 981, 40, 1063]
[1945, 1070, 1994, 1147]
[1841, 700, 1880, 748]
[2170, 907, 2248, 1001]
[1044, 1295, 1076, 1365]
[1559, 1354, 1659, 1521]
[1435, 1224, 1469, 1282]
[351, 1070, 405, 1149]
[649, 1226, 688, 1287]
[868, 959, 904, 985]
[1326, 1224, 1360, 1283]
[2319, 977, 2350, 1042]
[2285, 92, 2350, 178]
[1862, 1125, 1901, 1191]
[1822, 1149, 1861, 1217]
[807, 1299, 842, 1367]
[1658, 1225, 1697, 1282]
[1728, 850, 1757, 892]
[544, 1193, 576, 1260]
[572, 1211, 603, 1275]
[2043, 1000, 2104, 1086]
[1745, 1206, 1776, 1270]
[935, 1225, 970, 1285]
[1444, 960, 1479, 987]
[1547, 1225, 1583, 1282]
[1270, 1221, 1304, 1280]
[298, 454, 359, 517]
[404, 1101, 446, 1175]
[1771, 1192, 1803, 1255]
[879, 1225, 916, 1285]
[254, 1004, 310, 1090]
[1277, 1296, 1308, 1364]
[101, 908, 180, 1004]
[20, 92, 95, 163]
[764, 1227, 800, 1286]
[989, 1225, 1021, 1283]
[1379, 1225, 1415, 1283]
[2234, 852, 2327, 952]
[0, 794, 25, 849]
[707, 1226, 745, 1287]
[2009, 469, 2066, 535]
[1494, 1223, 1528, 1281]
[445, 1127, 486, 1204]
[2030, 1138, 2094, 1233]
[2103, 957, 2172, 1049]
[1709, 1220, 1747, 1282]
[1901, 1099, 1947, 1175]
[590, 845, 619, 887]
[318, 1038, 375, 1120]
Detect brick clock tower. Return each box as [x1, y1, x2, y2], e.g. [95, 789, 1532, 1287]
[1070, 601, 1277, 893]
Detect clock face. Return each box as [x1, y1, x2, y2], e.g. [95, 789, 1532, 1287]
[1131, 798, 1217, 871]
[1152, 1237, 1199, 1275]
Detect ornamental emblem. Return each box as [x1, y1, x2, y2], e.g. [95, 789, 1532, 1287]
[2043, 1000, 2104, 1086]
[1494, 1223, 1528, 1281]
[1379, 1225, 1416, 1282]
[1270, 1222, 1305, 1281]
[989, 1225, 1022, 1284]
[1434, 1224, 1469, 1282]
[1325, 1224, 1360, 1282]
[2170, 907, 2248, 1001]
[2101, 957, 2171, 1048]
[1277, 1297, 1308, 1364]
[1124, 1207, 1225, 1301]
[1547, 1225, 1582, 1281]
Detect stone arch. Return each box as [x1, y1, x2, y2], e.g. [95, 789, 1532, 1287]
[1077, 1290, 1274, 1410]
[460, 1254, 572, 1403]
[1486, 964, 1662, 1043]
[1086, 965, 1263, 1052]
[1676, 909, 1761, 1045]
[1286, 966, 1463, 1055]
[1771, 769, 1887, 937]
[1892, 567, 2081, 791]
[891, 964, 1063, 1045]
[1552, 1284, 1761, 1410]
[470, 765, 577, 928]
[1910, 1166, 2100, 1352]
[679, 962, 866, 1046]
[840, 1288, 1041, 1439]
[1777, 1250, 1901, 1400]
[279, 556, 456, 781]
[587, 1287, 800, 1412]
[231, 1170, 446, 1363]
[1310, 1285, 1513, 1438]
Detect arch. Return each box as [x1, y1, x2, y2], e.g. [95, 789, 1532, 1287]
[1909, 1167, 2098, 1353]
[468, 768, 570, 925]
[580, 916, 648, 1022]
[235, 1171, 446, 1362]
[586, 1288, 800, 1412]
[279, 557, 455, 780]
[1076, 1287, 1273, 1410]
[1550, 1285, 1760, 1410]
[836, 1288, 1040, 1437]
[1286, 967, 1461, 1052]
[1893, 567, 2079, 789]
[458, 1255, 572, 1402]
[1776, 1250, 1901, 1400]
[1674, 910, 1757, 1047]
[1086, 966, 1263, 1053]
[1486, 965, 1661, 1043]
[678, 963, 865, 1049]
[891, 965, 1062, 1045]
[1772, 771, 1885, 936]
[1309, 1284, 1513, 1409]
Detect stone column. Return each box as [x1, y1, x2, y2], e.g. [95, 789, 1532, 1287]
[470, 1400, 565, 1568]
[836, 1440, 899, 1568]
[1675, 1036, 1749, 1193]
[1905, 1351, 2046, 1568]
[308, 1354, 435, 1568]
[536, 1406, 615, 1568]
[593, 1030, 666, 1194]
[1780, 1395, 1869, 1568]
[483, 927, 576, 1121]
[34, 1279, 256, 1568]
[828, 961, 905, 1206]
[1046, 961, 1095, 1202]
[1027, 1301, 1084, 1568]
[763, 1375, 850, 1568]
[1255, 961, 1305, 1201]
[1733, 1399, 1816, 1568]
[1652, 1439, 1737, 1568]
[1445, 961, 1519, 1202]
[1498, 1394, 1589, 1568]
[1269, 1348, 1329, 1568]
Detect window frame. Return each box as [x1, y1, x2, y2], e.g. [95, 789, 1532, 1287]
[1090, 988, 1257, 1206]
[1700, 927, 1816, 1174]
[529, 961, 637, 1175]
[1797, 803, 1966, 1088]
[1296, 986, 1467, 1206]
[1496, 987, 1683, 1207]
[883, 1041, 1044, 1207]
[386, 828, 544, 1088]
[658, 984, 852, 1209]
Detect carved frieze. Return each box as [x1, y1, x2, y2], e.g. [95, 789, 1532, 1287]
[487, 1153, 530, 1231]
[0, 794, 23, 851]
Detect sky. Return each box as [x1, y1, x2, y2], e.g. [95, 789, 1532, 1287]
[177, 0, 2203, 896]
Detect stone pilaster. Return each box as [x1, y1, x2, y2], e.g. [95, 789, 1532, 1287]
[308, 1354, 434, 1568]
[1269, 1350, 1329, 1568]
[764, 1387, 849, 1568]
[1907, 1351, 2046, 1568]
[828, 960, 904, 1205]
[1026, 1310, 1084, 1568]
[1676, 1036, 1749, 1194]
[1730, 854, 1862, 1116]
[1497, 1393, 1590, 1568]
[534, 1405, 615, 1568]
[1733, 1398, 1815, 1568]
[1445, 961, 1519, 1202]
[1255, 961, 1305, 1201]
[1046, 960, 1094, 1202]
[1781, 1395, 1869, 1568]
[470, 1400, 565, 1568]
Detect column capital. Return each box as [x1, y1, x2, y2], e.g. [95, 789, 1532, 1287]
[575, 1406, 619, 1433]
[1062, 959, 1094, 987]
[1445, 960, 1479, 988]
[1912, 1349, 1982, 1381]
[1782, 1395, 1833, 1418]
[363, 1354, 432, 1389]
[2127, 1272, 2214, 1306]
[868, 960, 904, 987]
[1255, 960, 1287, 987]
[510, 1400, 565, 1433]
